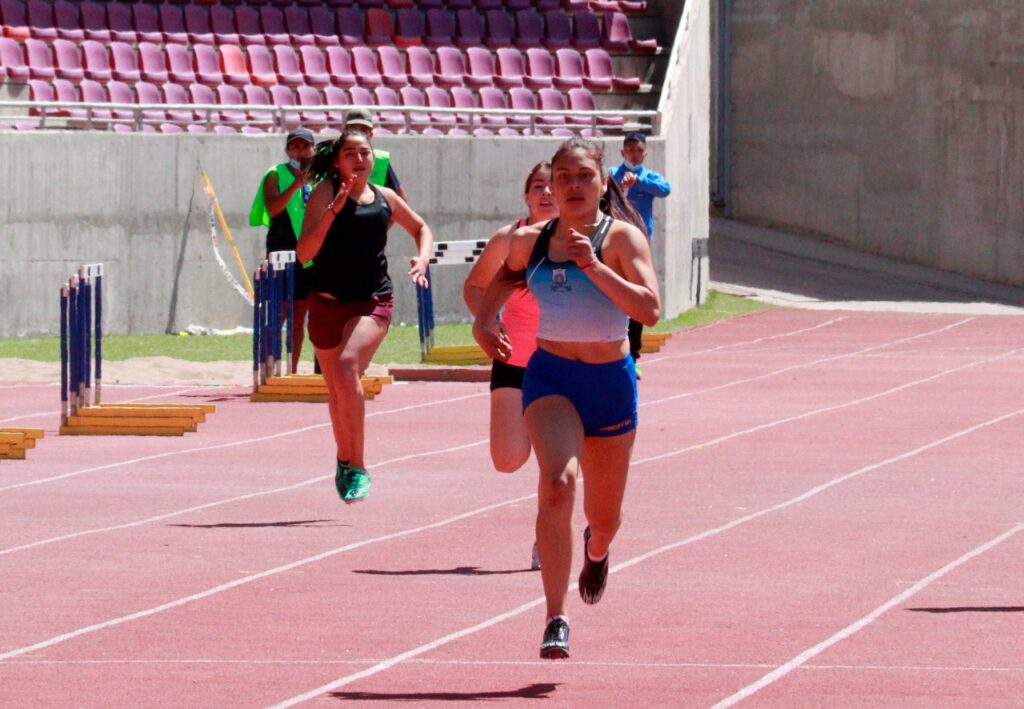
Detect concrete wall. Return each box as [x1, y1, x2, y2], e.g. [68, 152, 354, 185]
[0, 130, 684, 337]
[729, 1, 1024, 288]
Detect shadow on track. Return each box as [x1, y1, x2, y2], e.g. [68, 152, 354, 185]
[353, 566, 535, 576]
[331, 682, 559, 701]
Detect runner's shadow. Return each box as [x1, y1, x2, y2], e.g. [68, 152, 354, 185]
[907, 606, 1024, 614]
[331, 682, 559, 701]
[352, 566, 533, 576]
[168, 519, 346, 529]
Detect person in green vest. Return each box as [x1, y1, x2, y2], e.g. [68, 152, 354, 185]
[343, 108, 409, 203]
[249, 127, 316, 374]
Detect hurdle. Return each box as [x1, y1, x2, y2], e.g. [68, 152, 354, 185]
[640, 331, 673, 353]
[249, 250, 392, 403]
[58, 264, 216, 436]
[416, 240, 490, 366]
[0, 429, 44, 461]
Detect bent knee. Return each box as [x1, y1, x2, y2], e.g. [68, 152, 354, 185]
[538, 473, 575, 507]
[491, 449, 530, 474]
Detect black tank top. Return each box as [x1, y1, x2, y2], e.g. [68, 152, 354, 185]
[311, 181, 393, 301]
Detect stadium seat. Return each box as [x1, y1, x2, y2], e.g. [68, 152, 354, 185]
[297, 85, 329, 130]
[446, 0, 474, 10]
[26, 0, 57, 40]
[0, 0, 30, 40]
[210, 5, 240, 46]
[243, 83, 276, 125]
[433, 46, 465, 88]
[299, 45, 331, 88]
[386, 0, 416, 8]
[544, 10, 573, 49]
[246, 44, 277, 87]
[365, 8, 393, 45]
[398, 86, 431, 132]
[107, 80, 136, 121]
[80, 79, 111, 122]
[260, 6, 290, 45]
[478, 86, 510, 128]
[158, 4, 188, 45]
[524, 47, 554, 89]
[352, 46, 383, 87]
[373, 85, 407, 133]
[53, 0, 83, 42]
[405, 45, 434, 88]
[474, 0, 503, 10]
[454, 9, 483, 49]
[80, 40, 110, 82]
[534, 0, 562, 10]
[185, 4, 214, 45]
[573, 12, 601, 49]
[110, 42, 141, 83]
[603, 11, 657, 52]
[553, 47, 585, 89]
[137, 42, 168, 84]
[166, 43, 196, 84]
[394, 8, 424, 47]
[53, 39, 84, 82]
[273, 44, 305, 87]
[219, 44, 249, 87]
[162, 82, 197, 123]
[464, 47, 495, 88]
[234, 6, 266, 46]
[308, 7, 341, 47]
[425, 85, 458, 130]
[269, 84, 300, 129]
[568, 86, 622, 125]
[378, 45, 408, 88]
[131, 3, 162, 44]
[102, 3, 135, 44]
[514, 10, 544, 49]
[193, 44, 224, 86]
[357, 0, 386, 7]
[449, 85, 476, 126]
[494, 47, 526, 88]
[325, 46, 357, 88]
[323, 85, 349, 123]
[51, 78, 85, 119]
[424, 8, 454, 48]
[485, 10, 514, 49]
[135, 81, 168, 124]
[348, 85, 374, 114]
[537, 86, 568, 126]
[284, 6, 316, 46]
[79, 2, 110, 43]
[508, 86, 539, 130]
[584, 47, 639, 90]
[0, 37, 29, 81]
[336, 7, 365, 47]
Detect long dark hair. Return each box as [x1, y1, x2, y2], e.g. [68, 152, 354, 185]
[307, 130, 372, 185]
[550, 137, 646, 236]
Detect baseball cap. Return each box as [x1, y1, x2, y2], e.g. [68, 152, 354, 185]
[623, 131, 647, 144]
[345, 107, 375, 130]
[285, 127, 315, 146]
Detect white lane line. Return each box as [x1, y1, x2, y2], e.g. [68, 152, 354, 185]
[642, 318, 974, 408]
[0, 490, 534, 663]
[0, 386, 212, 424]
[0, 439, 487, 557]
[0, 392, 486, 493]
[266, 407, 1024, 707]
[711, 522, 1024, 708]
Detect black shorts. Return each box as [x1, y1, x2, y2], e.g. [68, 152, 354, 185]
[490, 358, 526, 392]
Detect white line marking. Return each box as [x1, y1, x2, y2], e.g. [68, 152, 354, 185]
[711, 522, 1024, 708]
[0, 439, 487, 557]
[0, 386, 212, 424]
[0, 392, 485, 493]
[266, 406, 1024, 707]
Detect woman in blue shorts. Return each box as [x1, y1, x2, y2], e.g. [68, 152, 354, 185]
[473, 138, 660, 659]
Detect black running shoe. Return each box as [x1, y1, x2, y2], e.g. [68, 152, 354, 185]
[539, 618, 570, 659]
[578, 526, 609, 605]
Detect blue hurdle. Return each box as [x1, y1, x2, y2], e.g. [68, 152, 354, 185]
[251, 250, 297, 391]
[59, 263, 104, 426]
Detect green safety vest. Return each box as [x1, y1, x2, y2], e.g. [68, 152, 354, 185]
[370, 149, 390, 187]
[249, 163, 306, 239]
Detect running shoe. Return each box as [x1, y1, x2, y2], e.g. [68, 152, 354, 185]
[530, 541, 541, 571]
[334, 461, 351, 501]
[343, 467, 371, 504]
[539, 618, 570, 659]
[578, 526, 609, 605]
[634, 365, 644, 381]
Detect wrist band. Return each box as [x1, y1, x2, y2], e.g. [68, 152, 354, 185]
[581, 258, 597, 271]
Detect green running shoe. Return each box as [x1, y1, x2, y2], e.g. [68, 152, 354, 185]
[343, 467, 371, 504]
[334, 461, 351, 501]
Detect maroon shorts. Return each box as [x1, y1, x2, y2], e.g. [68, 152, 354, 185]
[307, 292, 394, 349]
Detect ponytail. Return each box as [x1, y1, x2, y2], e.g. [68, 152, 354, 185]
[307, 130, 373, 185]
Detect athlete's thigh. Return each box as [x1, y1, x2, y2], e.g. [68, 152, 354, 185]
[490, 387, 531, 459]
[337, 314, 389, 373]
[580, 430, 636, 516]
[525, 395, 585, 478]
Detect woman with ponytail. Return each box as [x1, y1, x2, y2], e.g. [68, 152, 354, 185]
[298, 130, 433, 504]
[473, 138, 660, 659]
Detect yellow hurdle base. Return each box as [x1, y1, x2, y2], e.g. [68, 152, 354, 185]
[59, 405, 214, 436]
[422, 344, 490, 365]
[251, 375, 391, 403]
[0, 428, 44, 460]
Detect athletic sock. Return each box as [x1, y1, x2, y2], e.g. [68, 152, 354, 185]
[546, 614, 569, 625]
[337, 459, 350, 467]
[587, 547, 608, 564]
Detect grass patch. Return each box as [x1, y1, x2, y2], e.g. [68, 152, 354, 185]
[0, 291, 770, 364]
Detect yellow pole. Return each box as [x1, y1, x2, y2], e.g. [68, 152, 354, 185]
[200, 171, 255, 299]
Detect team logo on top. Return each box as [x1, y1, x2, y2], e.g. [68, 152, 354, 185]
[551, 268, 572, 292]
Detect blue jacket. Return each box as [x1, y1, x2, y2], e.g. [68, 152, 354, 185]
[610, 163, 672, 240]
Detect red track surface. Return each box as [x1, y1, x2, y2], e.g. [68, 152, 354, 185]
[2, 309, 1023, 706]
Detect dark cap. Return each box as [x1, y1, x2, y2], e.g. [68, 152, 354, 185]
[623, 131, 647, 144]
[285, 127, 315, 146]
[344, 107, 375, 130]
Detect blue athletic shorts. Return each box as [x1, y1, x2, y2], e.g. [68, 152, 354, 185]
[522, 348, 638, 438]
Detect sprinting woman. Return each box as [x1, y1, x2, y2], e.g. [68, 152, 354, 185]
[463, 161, 558, 570]
[473, 138, 659, 659]
[297, 131, 433, 504]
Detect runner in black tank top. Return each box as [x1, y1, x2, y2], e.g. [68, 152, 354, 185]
[297, 131, 434, 505]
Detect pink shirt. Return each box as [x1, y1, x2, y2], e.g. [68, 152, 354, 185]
[500, 218, 539, 368]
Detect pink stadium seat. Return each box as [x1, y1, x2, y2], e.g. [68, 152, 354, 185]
[478, 86, 516, 130]
[464, 47, 495, 88]
[508, 86, 538, 130]
[323, 85, 349, 123]
[386, 0, 415, 7]
[393, 8, 424, 47]
[537, 86, 568, 126]
[284, 6, 316, 46]
[188, 82, 218, 125]
[297, 85, 330, 130]
[364, 8, 392, 46]
[573, 12, 601, 50]
[135, 81, 168, 124]
[219, 44, 249, 87]
[405, 45, 434, 88]
[534, 0, 562, 10]
[446, 0, 473, 9]
[424, 86, 457, 129]
[603, 11, 656, 52]
[107, 80, 136, 121]
[474, 0, 503, 10]
[514, 10, 544, 49]
[158, 4, 188, 45]
[26, 0, 57, 40]
[357, 0, 386, 7]
[184, 4, 214, 45]
[79, 2, 109, 42]
[131, 4, 162, 44]
[454, 9, 482, 49]
[234, 6, 266, 46]
[193, 44, 224, 86]
[246, 44, 277, 87]
[524, 47, 554, 89]
[544, 10, 573, 49]
[335, 7, 365, 47]
[53, 0, 83, 42]
[273, 45, 304, 87]
[505, 0, 533, 8]
[51, 78, 85, 119]
[376, 45, 407, 88]
[103, 3, 135, 43]
[398, 86, 431, 132]
[348, 85, 374, 110]
[215, 83, 248, 126]
[53, 39, 84, 82]
[424, 8, 455, 48]
[351, 46, 382, 88]
[308, 7, 341, 47]
[588, 0, 618, 11]
[166, 43, 196, 85]
[80, 40, 110, 82]
[243, 83, 275, 125]
[553, 47, 585, 89]
[325, 46, 356, 88]
[24, 40, 56, 82]
[299, 45, 331, 88]
[586, 47, 639, 91]
[162, 82, 197, 123]
[110, 42, 141, 83]
[449, 85, 476, 126]
[373, 85, 406, 133]
[568, 86, 622, 125]
[1, 0, 30, 41]
[485, 10, 514, 49]
[0, 37, 29, 81]
[80, 79, 111, 123]
[260, 6, 290, 45]
[494, 47, 526, 89]
[433, 46, 465, 88]
[210, 5, 240, 46]
[138, 42, 168, 84]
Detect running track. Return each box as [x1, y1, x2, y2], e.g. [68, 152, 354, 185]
[1, 309, 1023, 706]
